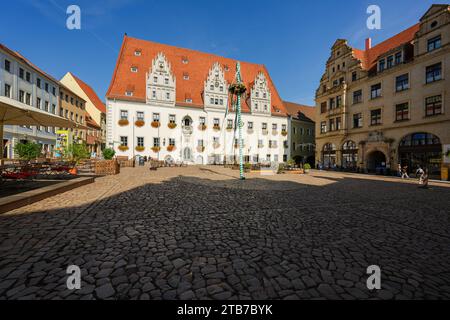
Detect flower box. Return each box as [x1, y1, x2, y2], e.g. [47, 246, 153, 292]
[135, 120, 145, 127]
[213, 143, 221, 149]
[199, 125, 207, 131]
[167, 145, 176, 152]
[118, 119, 129, 126]
[262, 130, 269, 136]
[168, 122, 177, 129]
[118, 145, 129, 152]
[135, 146, 145, 152]
[151, 146, 161, 152]
[281, 130, 288, 136]
[272, 130, 278, 136]
[197, 146, 205, 152]
[213, 125, 221, 131]
[151, 121, 161, 128]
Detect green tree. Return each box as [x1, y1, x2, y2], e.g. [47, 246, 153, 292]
[67, 143, 90, 163]
[102, 148, 116, 160]
[14, 142, 42, 161]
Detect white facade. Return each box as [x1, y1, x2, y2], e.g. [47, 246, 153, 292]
[0, 47, 59, 159]
[107, 54, 288, 164]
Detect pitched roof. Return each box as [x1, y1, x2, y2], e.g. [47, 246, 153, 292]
[283, 101, 315, 122]
[106, 35, 287, 116]
[0, 43, 60, 85]
[352, 24, 420, 70]
[85, 114, 101, 129]
[70, 73, 106, 113]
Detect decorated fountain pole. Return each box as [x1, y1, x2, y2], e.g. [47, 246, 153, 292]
[229, 62, 246, 180]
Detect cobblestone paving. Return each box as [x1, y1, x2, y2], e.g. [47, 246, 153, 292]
[0, 166, 449, 300]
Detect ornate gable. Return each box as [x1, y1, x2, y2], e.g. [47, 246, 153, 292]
[250, 72, 271, 116]
[204, 62, 229, 111]
[146, 52, 176, 106]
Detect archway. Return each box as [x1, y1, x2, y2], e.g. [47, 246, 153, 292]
[398, 132, 442, 178]
[342, 141, 358, 171]
[366, 151, 386, 173]
[322, 143, 336, 169]
[182, 116, 193, 127]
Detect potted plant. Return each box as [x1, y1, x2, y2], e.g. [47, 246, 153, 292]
[262, 129, 269, 136]
[135, 120, 145, 127]
[199, 124, 207, 131]
[102, 148, 115, 160]
[304, 163, 312, 173]
[67, 143, 90, 175]
[167, 145, 176, 152]
[118, 145, 129, 152]
[168, 122, 177, 129]
[118, 119, 129, 126]
[135, 146, 145, 152]
[14, 142, 42, 163]
[151, 146, 161, 153]
[213, 125, 220, 131]
[151, 121, 161, 128]
[282, 130, 288, 137]
[244, 163, 252, 173]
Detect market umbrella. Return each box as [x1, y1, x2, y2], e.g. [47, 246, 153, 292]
[0, 96, 87, 163]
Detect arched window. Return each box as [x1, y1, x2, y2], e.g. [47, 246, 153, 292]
[399, 132, 442, 177]
[342, 141, 358, 170]
[322, 143, 336, 168]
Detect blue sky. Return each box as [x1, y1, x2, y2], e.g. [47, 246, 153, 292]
[0, 0, 436, 106]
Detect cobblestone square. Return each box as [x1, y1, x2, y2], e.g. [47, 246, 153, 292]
[0, 166, 449, 300]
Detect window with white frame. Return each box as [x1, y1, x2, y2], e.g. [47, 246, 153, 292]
[137, 137, 144, 147]
[169, 114, 176, 123]
[153, 113, 160, 121]
[120, 136, 128, 146]
[120, 110, 128, 120]
[137, 111, 144, 121]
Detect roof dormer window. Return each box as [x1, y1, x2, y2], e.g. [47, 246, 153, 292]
[125, 91, 133, 97]
[134, 50, 142, 56]
[224, 65, 229, 71]
[182, 56, 189, 64]
[183, 72, 189, 80]
[185, 99, 192, 103]
[131, 66, 138, 73]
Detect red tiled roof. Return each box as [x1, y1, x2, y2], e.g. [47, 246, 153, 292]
[352, 24, 420, 70]
[283, 101, 316, 122]
[106, 35, 287, 116]
[70, 73, 106, 113]
[85, 114, 101, 129]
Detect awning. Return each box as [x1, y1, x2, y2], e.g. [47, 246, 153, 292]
[1, 96, 88, 163]
[0, 96, 86, 128]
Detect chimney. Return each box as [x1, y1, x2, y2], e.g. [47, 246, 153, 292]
[365, 38, 372, 51]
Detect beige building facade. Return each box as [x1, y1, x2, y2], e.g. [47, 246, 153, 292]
[58, 85, 87, 143]
[315, 4, 450, 180]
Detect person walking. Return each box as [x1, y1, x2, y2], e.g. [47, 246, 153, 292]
[397, 164, 402, 177]
[416, 166, 425, 185]
[419, 169, 429, 189]
[401, 165, 410, 179]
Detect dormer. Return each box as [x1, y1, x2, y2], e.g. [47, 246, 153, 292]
[146, 52, 176, 106]
[204, 62, 229, 111]
[250, 72, 271, 116]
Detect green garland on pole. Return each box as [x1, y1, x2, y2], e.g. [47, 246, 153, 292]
[229, 62, 246, 180]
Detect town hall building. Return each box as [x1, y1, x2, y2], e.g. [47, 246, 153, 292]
[106, 35, 289, 165]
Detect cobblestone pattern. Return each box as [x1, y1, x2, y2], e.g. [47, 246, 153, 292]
[0, 166, 449, 300]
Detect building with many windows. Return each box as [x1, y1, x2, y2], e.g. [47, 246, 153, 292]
[315, 4, 450, 179]
[58, 85, 87, 144]
[0, 43, 60, 159]
[284, 101, 315, 165]
[105, 35, 289, 164]
[60, 72, 107, 154]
